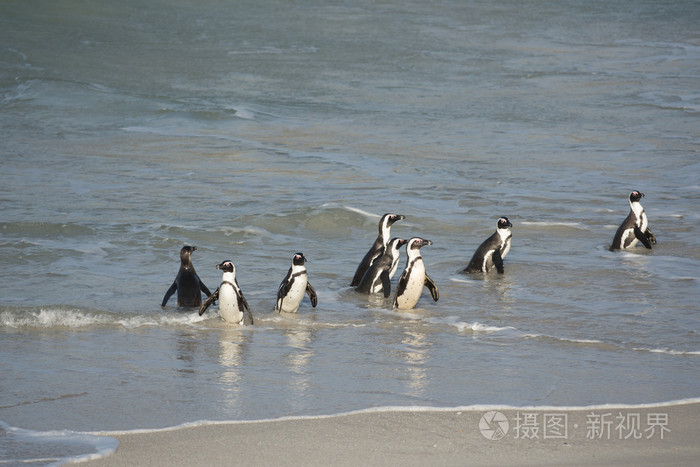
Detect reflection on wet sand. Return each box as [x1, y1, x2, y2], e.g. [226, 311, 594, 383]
[400, 330, 430, 398]
[218, 329, 250, 411]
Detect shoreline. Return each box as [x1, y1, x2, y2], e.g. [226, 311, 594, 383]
[80, 400, 700, 466]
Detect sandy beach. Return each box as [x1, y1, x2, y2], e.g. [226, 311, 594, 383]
[81, 401, 699, 466]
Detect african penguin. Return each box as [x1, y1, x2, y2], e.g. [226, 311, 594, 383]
[610, 191, 656, 251]
[393, 237, 439, 310]
[275, 252, 318, 314]
[161, 245, 212, 307]
[355, 238, 407, 297]
[350, 213, 405, 287]
[463, 217, 513, 274]
[199, 260, 253, 325]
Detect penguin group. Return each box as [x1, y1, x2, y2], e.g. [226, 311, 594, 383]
[162, 191, 656, 324]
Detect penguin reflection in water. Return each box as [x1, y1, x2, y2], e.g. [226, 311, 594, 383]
[355, 238, 407, 297]
[463, 217, 513, 274]
[393, 238, 439, 310]
[350, 213, 405, 287]
[275, 252, 318, 314]
[610, 191, 656, 251]
[161, 246, 212, 308]
[199, 260, 254, 325]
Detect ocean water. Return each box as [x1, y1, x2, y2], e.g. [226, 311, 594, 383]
[1, 0, 699, 463]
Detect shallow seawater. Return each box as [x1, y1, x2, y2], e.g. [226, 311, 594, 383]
[1, 0, 699, 464]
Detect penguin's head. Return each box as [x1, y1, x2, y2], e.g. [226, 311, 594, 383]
[216, 260, 235, 274]
[180, 245, 196, 255]
[381, 213, 405, 228]
[292, 252, 307, 266]
[407, 237, 433, 251]
[629, 191, 645, 203]
[180, 246, 196, 264]
[497, 217, 512, 229]
[389, 238, 408, 250]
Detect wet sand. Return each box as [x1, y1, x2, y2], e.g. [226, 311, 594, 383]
[81, 401, 699, 466]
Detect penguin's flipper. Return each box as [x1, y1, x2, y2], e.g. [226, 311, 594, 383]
[161, 281, 177, 307]
[278, 267, 294, 299]
[425, 274, 439, 302]
[241, 294, 254, 325]
[634, 226, 653, 249]
[380, 271, 392, 298]
[200, 280, 212, 297]
[493, 250, 505, 274]
[240, 292, 251, 315]
[198, 288, 219, 316]
[306, 282, 318, 307]
[645, 228, 657, 245]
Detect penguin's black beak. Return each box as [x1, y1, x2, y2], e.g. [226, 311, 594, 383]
[421, 239, 433, 246]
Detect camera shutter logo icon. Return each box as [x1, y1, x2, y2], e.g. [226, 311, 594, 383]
[479, 411, 509, 440]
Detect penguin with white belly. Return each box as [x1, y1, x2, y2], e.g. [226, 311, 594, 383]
[199, 260, 253, 325]
[462, 217, 513, 274]
[161, 245, 212, 307]
[355, 237, 407, 297]
[393, 237, 439, 310]
[610, 191, 656, 251]
[275, 252, 318, 314]
[350, 213, 405, 286]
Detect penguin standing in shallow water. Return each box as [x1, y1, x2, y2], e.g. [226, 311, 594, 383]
[350, 213, 405, 286]
[610, 191, 656, 251]
[275, 252, 318, 314]
[463, 217, 513, 274]
[161, 246, 211, 307]
[393, 237, 439, 310]
[199, 260, 253, 325]
[355, 238, 407, 297]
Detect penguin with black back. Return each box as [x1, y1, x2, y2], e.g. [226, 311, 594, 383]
[463, 217, 513, 274]
[161, 246, 211, 307]
[610, 191, 656, 251]
[350, 213, 405, 286]
[355, 237, 407, 297]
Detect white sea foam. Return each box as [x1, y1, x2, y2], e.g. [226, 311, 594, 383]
[233, 107, 255, 120]
[337, 205, 381, 219]
[633, 347, 700, 356]
[0, 307, 207, 329]
[90, 397, 700, 437]
[0, 420, 118, 466]
[523, 333, 699, 356]
[433, 315, 516, 333]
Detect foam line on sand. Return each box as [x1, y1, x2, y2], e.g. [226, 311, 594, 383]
[80, 400, 700, 466]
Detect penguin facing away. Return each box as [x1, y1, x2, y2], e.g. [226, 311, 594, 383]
[350, 213, 405, 287]
[275, 252, 318, 314]
[355, 238, 407, 297]
[463, 217, 513, 274]
[393, 237, 439, 310]
[199, 260, 253, 325]
[610, 191, 656, 251]
[161, 245, 212, 307]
